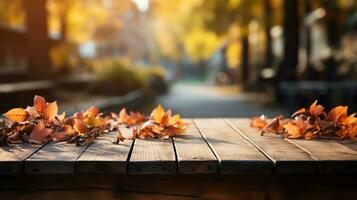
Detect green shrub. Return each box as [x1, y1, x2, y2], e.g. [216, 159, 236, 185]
[90, 58, 167, 96]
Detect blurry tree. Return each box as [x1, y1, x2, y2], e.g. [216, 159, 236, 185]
[24, 0, 51, 79]
[0, 0, 25, 29]
[150, 0, 261, 69]
[47, 0, 145, 70]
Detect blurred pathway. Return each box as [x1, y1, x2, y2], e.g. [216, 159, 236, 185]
[156, 83, 287, 118]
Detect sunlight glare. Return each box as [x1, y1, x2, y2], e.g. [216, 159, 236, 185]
[132, 0, 149, 12]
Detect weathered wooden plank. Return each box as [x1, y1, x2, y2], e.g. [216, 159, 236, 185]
[338, 140, 357, 152]
[194, 118, 272, 174]
[173, 119, 218, 174]
[25, 141, 89, 174]
[128, 138, 176, 174]
[227, 118, 317, 173]
[287, 139, 357, 173]
[0, 143, 42, 174]
[76, 128, 134, 174]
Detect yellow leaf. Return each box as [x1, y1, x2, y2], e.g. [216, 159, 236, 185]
[84, 116, 104, 127]
[170, 114, 181, 125]
[3, 108, 29, 122]
[151, 105, 165, 124]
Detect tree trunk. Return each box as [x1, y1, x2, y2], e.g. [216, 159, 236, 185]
[326, 13, 340, 48]
[24, 0, 51, 80]
[60, 14, 67, 40]
[279, 0, 299, 81]
[304, 0, 312, 66]
[59, 2, 70, 40]
[263, 0, 272, 69]
[241, 35, 249, 84]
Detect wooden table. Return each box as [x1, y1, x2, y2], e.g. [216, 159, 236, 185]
[1, 118, 357, 200]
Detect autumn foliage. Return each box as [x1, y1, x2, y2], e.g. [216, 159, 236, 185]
[0, 95, 187, 146]
[250, 101, 357, 140]
[133, 105, 187, 139]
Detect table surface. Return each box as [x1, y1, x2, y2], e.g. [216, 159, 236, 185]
[2, 118, 357, 175]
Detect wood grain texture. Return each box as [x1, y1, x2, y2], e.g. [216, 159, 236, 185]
[287, 139, 357, 173]
[0, 143, 42, 174]
[76, 129, 134, 174]
[338, 140, 357, 152]
[25, 141, 89, 174]
[194, 118, 272, 174]
[227, 118, 317, 173]
[128, 138, 176, 174]
[173, 119, 218, 174]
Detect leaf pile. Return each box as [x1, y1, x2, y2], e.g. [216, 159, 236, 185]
[133, 105, 187, 139]
[114, 108, 147, 127]
[250, 101, 357, 140]
[1, 95, 112, 146]
[0, 95, 187, 146]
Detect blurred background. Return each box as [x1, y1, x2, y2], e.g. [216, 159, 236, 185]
[0, 0, 356, 117]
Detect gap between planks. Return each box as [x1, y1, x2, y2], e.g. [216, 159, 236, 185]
[173, 119, 218, 174]
[75, 127, 135, 174]
[285, 138, 357, 173]
[226, 118, 357, 173]
[193, 118, 272, 174]
[225, 118, 318, 173]
[25, 128, 133, 174]
[0, 142, 46, 174]
[128, 137, 177, 174]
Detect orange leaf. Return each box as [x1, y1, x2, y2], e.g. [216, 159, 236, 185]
[29, 121, 52, 144]
[309, 100, 325, 117]
[263, 115, 283, 134]
[74, 119, 88, 133]
[84, 106, 100, 117]
[292, 108, 306, 117]
[304, 131, 314, 140]
[327, 106, 348, 123]
[348, 125, 357, 140]
[282, 122, 302, 139]
[339, 113, 357, 126]
[34, 95, 46, 114]
[137, 106, 187, 139]
[119, 108, 128, 122]
[151, 105, 165, 124]
[51, 125, 73, 142]
[44, 101, 58, 121]
[250, 116, 267, 130]
[3, 108, 29, 122]
[161, 110, 172, 125]
[117, 108, 146, 126]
